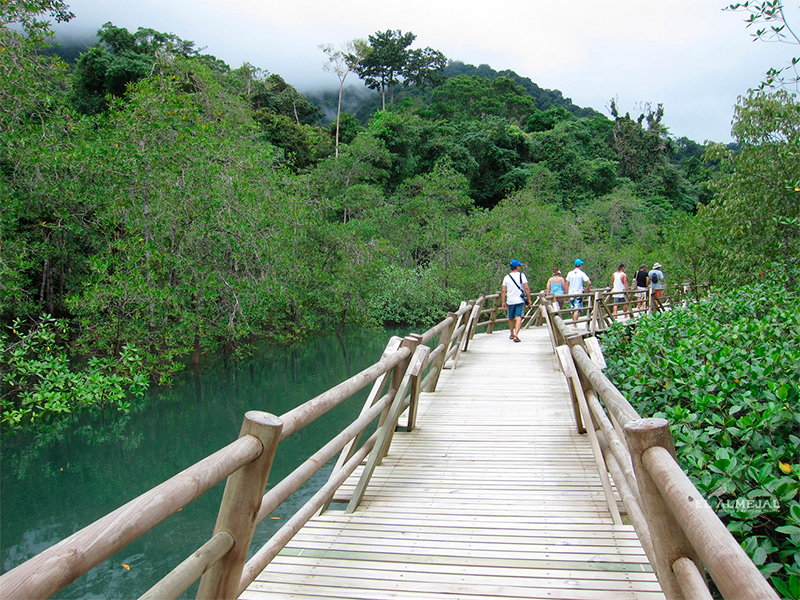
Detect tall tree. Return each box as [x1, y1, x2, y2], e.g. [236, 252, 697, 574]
[319, 39, 370, 157]
[355, 30, 446, 109]
[607, 99, 672, 181]
[702, 89, 800, 277]
[357, 30, 415, 110]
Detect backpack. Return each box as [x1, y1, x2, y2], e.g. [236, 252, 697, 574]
[651, 271, 660, 284]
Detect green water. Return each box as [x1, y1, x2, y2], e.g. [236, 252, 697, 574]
[0, 328, 407, 599]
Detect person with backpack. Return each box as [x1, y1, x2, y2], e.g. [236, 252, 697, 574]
[501, 259, 531, 342]
[649, 262, 665, 299]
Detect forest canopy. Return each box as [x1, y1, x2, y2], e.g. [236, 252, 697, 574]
[1, 2, 798, 427]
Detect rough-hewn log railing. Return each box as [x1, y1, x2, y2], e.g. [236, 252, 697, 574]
[0, 301, 476, 600]
[544, 303, 779, 600]
[544, 281, 709, 334]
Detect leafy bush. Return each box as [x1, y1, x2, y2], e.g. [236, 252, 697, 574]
[1, 316, 148, 429]
[601, 279, 800, 593]
[368, 264, 462, 327]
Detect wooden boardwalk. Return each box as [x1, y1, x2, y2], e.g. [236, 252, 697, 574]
[241, 327, 663, 600]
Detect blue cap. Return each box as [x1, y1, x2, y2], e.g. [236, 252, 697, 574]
[510, 259, 524, 268]
[574, 259, 584, 266]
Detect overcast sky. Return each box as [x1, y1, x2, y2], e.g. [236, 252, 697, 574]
[52, 0, 795, 143]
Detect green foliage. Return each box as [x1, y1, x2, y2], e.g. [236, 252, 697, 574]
[1, 8, 716, 434]
[528, 117, 618, 206]
[601, 279, 800, 587]
[526, 106, 574, 132]
[70, 22, 228, 115]
[702, 89, 800, 281]
[443, 61, 601, 118]
[1, 315, 148, 427]
[431, 75, 535, 126]
[356, 30, 446, 108]
[254, 110, 334, 169]
[446, 188, 577, 293]
[387, 161, 474, 272]
[0, 0, 73, 134]
[368, 264, 461, 326]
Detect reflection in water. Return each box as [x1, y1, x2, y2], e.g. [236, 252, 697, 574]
[0, 327, 407, 599]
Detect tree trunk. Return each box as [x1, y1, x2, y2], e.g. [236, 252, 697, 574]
[335, 80, 344, 158]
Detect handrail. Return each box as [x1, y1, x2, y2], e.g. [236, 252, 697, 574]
[278, 345, 412, 439]
[544, 304, 779, 600]
[0, 296, 481, 600]
[0, 433, 265, 600]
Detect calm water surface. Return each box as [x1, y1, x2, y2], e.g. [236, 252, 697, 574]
[1, 328, 407, 599]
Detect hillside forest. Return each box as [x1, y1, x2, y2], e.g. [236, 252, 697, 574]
[1, 2, 798, 428]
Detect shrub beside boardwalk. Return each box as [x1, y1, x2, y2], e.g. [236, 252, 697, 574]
[601, 279, 800, 597]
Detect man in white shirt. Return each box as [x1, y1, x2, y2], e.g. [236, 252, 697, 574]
[501, 259, 530, 342]
[566, 259, 591, 327]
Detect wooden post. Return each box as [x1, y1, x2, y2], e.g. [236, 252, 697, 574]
[403, 334, 424, 432]
[556, 345, 621, 523]
[346, 344, 429, 513]
[378, 336, 419, 462]
[467, 297, 482, 342]
[139, 531, 234, 600]
[624, 418, 701, 600]
[316, 337, 402, 515]
[485, 295, 502, 334]
[196, 411, 283, 600]
[555, 345, 584, 434]
[673, 557, 714, 600]
[645, 445, 780, 600]
[427, 313, 457, 392]
[462, 297, 483, 350]
[449, 304, 471, 369]
[542, 301, 558, 352]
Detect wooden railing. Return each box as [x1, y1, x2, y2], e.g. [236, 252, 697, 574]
[543, 303, 779, 600]
[0, 301, 477, 600]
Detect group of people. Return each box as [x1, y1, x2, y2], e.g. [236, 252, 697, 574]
[501, 259, 665, 339]
[607, 263, 664, 317]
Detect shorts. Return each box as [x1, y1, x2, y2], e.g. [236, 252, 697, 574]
[636, 291, 646, 300]
[569, 297, 584, 310]
[613, 295, 625, 304]
[507, 303, 524, 319]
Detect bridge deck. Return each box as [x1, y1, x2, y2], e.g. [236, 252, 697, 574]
[241, 327, 663, 599]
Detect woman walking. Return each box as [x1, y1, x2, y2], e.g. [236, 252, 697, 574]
[546, 268, 568, 310]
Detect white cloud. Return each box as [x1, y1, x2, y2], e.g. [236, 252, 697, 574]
[54, 0, 797, 142]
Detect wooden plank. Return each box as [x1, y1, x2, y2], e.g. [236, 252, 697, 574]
[269, 555, 659, 583]
[240, 328, 662, 600]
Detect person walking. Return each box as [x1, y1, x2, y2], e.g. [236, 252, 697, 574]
[610, 263, 629, 319]
[635, 265, 649, 312]
[566, 259, 591, 327]
[649, 262, 665, 299]
[501, 259, 530, 342]
[546, 268, 568, 309]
